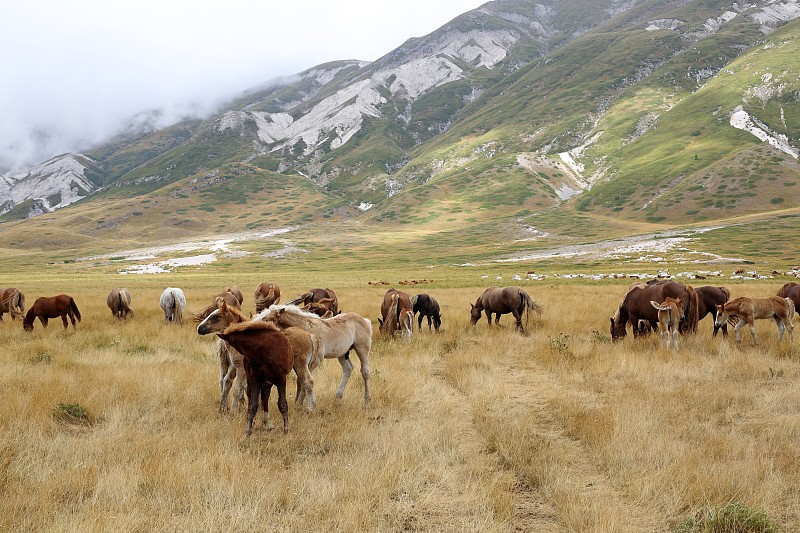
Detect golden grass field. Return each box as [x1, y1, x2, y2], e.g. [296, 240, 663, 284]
[1, 275, 799, 532]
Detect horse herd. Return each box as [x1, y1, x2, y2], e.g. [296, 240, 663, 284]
[3, 280, 799, 436]
[610, 280, 799, 349]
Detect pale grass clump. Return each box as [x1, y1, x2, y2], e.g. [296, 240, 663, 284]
[1, 279, 799, 530]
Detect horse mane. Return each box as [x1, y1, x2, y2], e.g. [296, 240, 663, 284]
[268, 304, 322, 320]
[410, 295, 418, 307]
[222, 320, 280, 335]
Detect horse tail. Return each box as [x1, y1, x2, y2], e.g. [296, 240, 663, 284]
[174, 295, 184, 325]
[411, 294, 418, 308]
[786, 298, 796, 321]
[382, 294, 399, 336]
[7, 289, 24, 319]
[686, 285, 699, 333]
[519, 290, 543, 330]
[70, 298, 82, 322]
[719, 286, 731, 301]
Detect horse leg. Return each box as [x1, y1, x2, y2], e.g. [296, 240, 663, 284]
[218, 346, 233, 413]
[335, 354, 354, 400]
[418, 314, 423, 331]
[261, 383, 274, 430]
[245, 377, 260, 437]
[776, 317, 785, 341]
[672, 325, 679, 351]
[747, 320, 758, 345]
[40, 317, 48, 328]
[353, 342, 372, 406]
[732, 319, 746, 344]
[511, 308, 524, 333]
[293, 358, 315, 413]
[276, 379, 289, 434]
[230, 351, 246, 417]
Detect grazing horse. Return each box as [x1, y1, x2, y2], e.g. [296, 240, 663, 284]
[470, 286, 543, 333]
[193, 289, 242, 322]
[412, 294, 441, 332]
[197, 301, 319, 418]
[215, 321, 293, 436]
[651, 297, 683, 350]
[399, 308, 414, 342]
[107, 288, 134, 319]
[223, 285, 244, 306]
[379, 288, 413, 340]
[303, 298, 339, 317]
[23, 294, 81, 332]
[777, 282, 800, 317]
[160, 287, 186, 324]
[715, 296, 794, 345]
[258, 304, 372, 406]
[288, 288, 339, 314]
[254, 282, 281, 313]
[611, 282, 699, 340]
[0, 287, 25, 321]
[695, 286, 730, 337]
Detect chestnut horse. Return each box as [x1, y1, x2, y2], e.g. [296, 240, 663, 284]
[611, 282, 698, 340]
[216, 321, 293, 436]
[778, 282, 800, 317]
[651, 297, 683, 350]
[107, 288, 133, 319]
[254, 282, 281, 312]
[379, 288, 413, 340]
[470, 286, 543, 333]
[412, 294, 441, 332]
[695, 286, 730, 337]
[288, 288, 339, 314]
[223, 285, 244, 306]
[23, 294, 81, 332]
[0, 287, 25, 321]
[715, 296, 794, 345]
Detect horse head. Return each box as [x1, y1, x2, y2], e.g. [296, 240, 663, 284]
[469, 303, 482, 325]
[197, 300, 243, 335]
[714, 303, 729, 328]
[610, 316, 627, 341]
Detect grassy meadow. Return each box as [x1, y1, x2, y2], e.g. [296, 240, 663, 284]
[1, 272, 799, 532]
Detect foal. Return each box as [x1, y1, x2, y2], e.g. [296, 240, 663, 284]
[650, 297, 682, 350]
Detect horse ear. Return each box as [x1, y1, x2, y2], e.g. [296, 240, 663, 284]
[377, 318, 383, 326]
[470, 303, 474, 309]
[278, 308, 286, 316]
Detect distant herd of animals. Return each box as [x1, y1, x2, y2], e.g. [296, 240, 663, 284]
[2, 280, 799, 436]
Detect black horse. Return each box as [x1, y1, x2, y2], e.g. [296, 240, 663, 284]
[412, 294, 442, 332]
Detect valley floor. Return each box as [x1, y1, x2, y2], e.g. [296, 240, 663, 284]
[1, 279, 799, 531]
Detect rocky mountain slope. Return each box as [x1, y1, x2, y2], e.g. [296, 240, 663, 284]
[2, 0, 798, 247]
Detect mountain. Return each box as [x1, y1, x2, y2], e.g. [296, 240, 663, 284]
[1, 0, 799, 257]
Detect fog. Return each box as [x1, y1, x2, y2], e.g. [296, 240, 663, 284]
[1, 0, 486, 172]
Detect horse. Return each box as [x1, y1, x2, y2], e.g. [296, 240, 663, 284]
[303, 300, 336, 318]
[399, 308, 414, 342]
[715, 296, 794, 345]
[0, 287, 25, 321]
[214, 320, 294, 436]
[254, 282, 281, 313]
[223, 285, 244, 306]
[412, 294, 441, 332]
[470, 286, 543, 333]
[258, 304, 372, 406]
[378, 288, 413, 339]
[197, 301, 319, 418]
[695, 286, 730, 336]
[106, 288, 133, 319]
[288, 288, 339, 314]
[193, 289, 242, 322]
[160, 287, 186, 324]
[777, 282, 800, 317]
[611, 282, 698, 340]
[23, 294, 81, 332]
[650, 297, 683, 350]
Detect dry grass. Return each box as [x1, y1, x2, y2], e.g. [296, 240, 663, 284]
[1, 280, 798, 532]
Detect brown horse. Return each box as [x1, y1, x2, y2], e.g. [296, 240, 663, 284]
[254, 282, 281, 313]
[695, 286, 730, 336]
[107, 288, 134, 319]
[651, 297, 683, 351]
[412, 294, 441, 332]
[193, 290, 242, 322]
[215, 321, 293, 436]
[611, 282, 698, 340]
[0, 287, 25, 321]
[715, 296, 794, 345]
[223, 285, 244, 306]
[470, 286, 543, 333]
[777, 282, 800, 316]
[288, 288, 339, 314]
[378, 288, 413, 339]
[303, 297, 338, 317]
[23, 294, 81, 332]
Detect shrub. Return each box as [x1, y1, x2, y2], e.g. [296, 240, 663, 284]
[672, 503, 778, 533]
[53, 402, 91, 425]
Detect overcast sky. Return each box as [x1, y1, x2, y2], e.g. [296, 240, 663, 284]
[1, 0, 487, 171]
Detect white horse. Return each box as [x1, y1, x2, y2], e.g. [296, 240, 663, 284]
[160, 287, 186, 324]
[258, 304, 372, 406]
